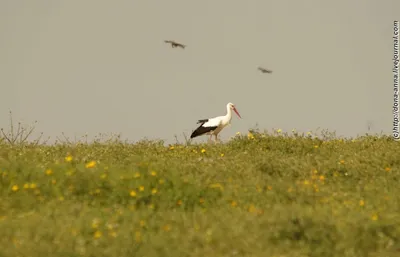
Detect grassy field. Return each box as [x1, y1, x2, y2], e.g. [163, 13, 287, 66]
[0, 128, 400, 257]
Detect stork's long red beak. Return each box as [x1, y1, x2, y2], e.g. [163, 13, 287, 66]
[233, 107, 241, 119]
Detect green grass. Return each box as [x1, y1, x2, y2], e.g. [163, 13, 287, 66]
[0, 129, 400, 257]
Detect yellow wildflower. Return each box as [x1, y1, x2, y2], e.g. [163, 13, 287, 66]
[248, 204, 257, 213]
[371, 214, 378, 221]
[314, 145, 319, 148]
[159, 179, 165, 184]
[150, 171, 157, 176]
[130, 190, 137, 197]
[108, 231, 117, 238]
[220, 153, 224, 157]
[29, 183, 37, 189]
[23, 183, 30, 189]
[134, 172, 141, 178]
[85, 161, 96, 169]
[385, 167, 391, 172]
[151, 188, 157, 194]
[106, 223, 115, 230]
[45, 169, 53, 175]
[169, 146, 174, 150]
[11, 185, 19, 192]
[65, 155, 73, 162]
[94, 230, 102, 239]
[276, 128, 282, 133]
[247, 132, 254, 139]
[162, 225, 171, 232]
[199, 198, 205, 204]
[231, 201, 237, 207]
[209, 183, 224, 191]
[139, 186, 144, 192]
[319, 175, 325, 181]
[359, 200, 365, 206]
[339, 160, 345, 164]
[92, 219, 100, 229]
[135, 231, 142, 242]
[201, 149, 206, 153]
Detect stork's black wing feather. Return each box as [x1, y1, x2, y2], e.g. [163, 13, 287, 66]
[190, 123, 218, 139]
[197, 119, 209, 124]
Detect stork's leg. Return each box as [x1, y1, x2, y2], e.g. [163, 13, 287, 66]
[214, 134, 219, 144]
[208, 134, 213, 144]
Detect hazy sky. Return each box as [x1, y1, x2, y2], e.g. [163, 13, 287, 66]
[1, 0, 399, 144]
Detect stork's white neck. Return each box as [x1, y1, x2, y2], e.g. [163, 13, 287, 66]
[224, 104, 233, 123]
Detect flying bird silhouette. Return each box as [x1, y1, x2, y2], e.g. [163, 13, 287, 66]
[258, 67, 273, 74]
[164, 40, 186, 49]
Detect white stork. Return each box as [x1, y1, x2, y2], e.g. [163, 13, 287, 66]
[190, 102, 242, 143]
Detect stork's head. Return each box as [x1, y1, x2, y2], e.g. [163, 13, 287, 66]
[227, 102, 241, 119]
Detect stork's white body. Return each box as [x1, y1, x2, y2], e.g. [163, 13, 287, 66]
[190, 102, 241, 143]
[199, 116, 231, 135]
